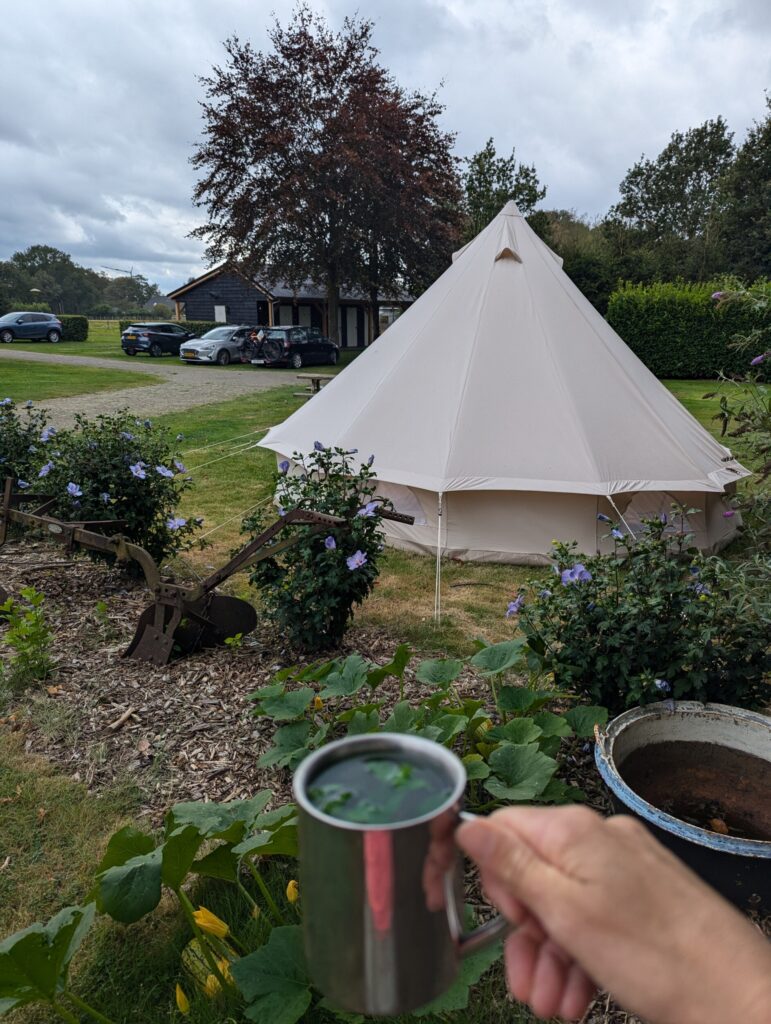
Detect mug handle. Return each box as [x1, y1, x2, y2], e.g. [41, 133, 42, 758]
[445, 810, 514, 957]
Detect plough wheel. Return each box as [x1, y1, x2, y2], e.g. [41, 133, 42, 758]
[125, 594, 257, 665]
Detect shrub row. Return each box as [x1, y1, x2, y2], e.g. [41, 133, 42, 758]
[118, 319, 220, 337]
[59, 315, 88, 341]
[606, 281, 771, 378]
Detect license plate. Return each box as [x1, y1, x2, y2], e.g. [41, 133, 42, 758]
[250, 359, 265, 365]
[125, 334, 136, 341]
[182, 351, 196, 359]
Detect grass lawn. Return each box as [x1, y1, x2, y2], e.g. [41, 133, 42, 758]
[1, 358, 161, 402]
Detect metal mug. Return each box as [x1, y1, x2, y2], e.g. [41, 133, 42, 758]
[292, 732, 510, 1015]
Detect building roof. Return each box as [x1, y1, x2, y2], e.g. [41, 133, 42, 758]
[167, 265, 410, 304]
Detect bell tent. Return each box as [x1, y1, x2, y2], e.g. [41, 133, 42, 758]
[259, 202, 748, 564]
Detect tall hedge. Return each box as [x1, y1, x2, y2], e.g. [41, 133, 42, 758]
[606, 281, 770, 378]
[118, 319, 220, 337]
[59, 315, 88, 342]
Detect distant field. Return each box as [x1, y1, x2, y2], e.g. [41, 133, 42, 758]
[0, 358, 160, 402]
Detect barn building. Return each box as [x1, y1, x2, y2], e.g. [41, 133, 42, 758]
[166, 266, 409, 348]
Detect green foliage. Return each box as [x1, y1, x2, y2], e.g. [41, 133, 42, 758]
[0, 587, 54, 690]
[118, 319, 218, 336]
[463, 137, 546, 241]
[0, 398, 50, 484]
[58, 315, 88, 342]
[512, 516, 770, 714]
[243, 446, 391, 651]
[606, 279, 771, 378]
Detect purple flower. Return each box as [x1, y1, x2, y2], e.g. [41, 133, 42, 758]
[324, 536, 337, 550]
[313, 441, 325, 451]
[611, 528, 624, 541]
[155, 465, 174, 478]
[346, 448, 359, 454]
[692, 582, 711, 597]
[278, 459, 290, 474]
[100, 492, 111, 504]
[539, 589, 552, 599]
[506, 595, 525, 618]
[367, 454, 375, 467]
[346, 550, 368, 570]
[654, 678, 671, 693]
[66, 482, 82, 498]
[722, 509, 735, 519]
[750, 353, 766, 366]
[1, 398, 11, 406]
[561, 563, 592, 585]
[40, 426, 56, 443]
[711, 291, 725, 301]
[277, 505, 286, 517]
[129, 463, 146, 479]
[119, 431, 134, 441]
[38, 461, 54, 478]
[659, 512, 668, 525]
[689, 565, 700, 576]
[173, 460, 186, 473]
[166, 516, 187, 530]
[596, 513, 611, 523]
[357, 500, 380, 518]
[17, 479, 29, 489]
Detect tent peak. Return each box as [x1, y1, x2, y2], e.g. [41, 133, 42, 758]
[501, 200, 522, 216]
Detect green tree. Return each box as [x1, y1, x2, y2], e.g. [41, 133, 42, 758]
[103, 274, 161, 312]
[5, 246, 104, 313]
[462, 138, 546, 241]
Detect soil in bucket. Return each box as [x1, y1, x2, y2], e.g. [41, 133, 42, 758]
[619, 740, 771, 841]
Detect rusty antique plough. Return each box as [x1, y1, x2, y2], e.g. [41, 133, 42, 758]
[0, 477, 413, 666]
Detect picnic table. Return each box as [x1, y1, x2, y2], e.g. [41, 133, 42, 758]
[294, 372, 335, 399]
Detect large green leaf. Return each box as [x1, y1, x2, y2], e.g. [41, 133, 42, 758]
[190, 843, 239, 882]
[260, 687, 315, 721]
[161, 826, 204, 890]
[94, 826, 155, 875]
[0, 904, 95, 1011]
[346, 709, 380, 735]
[428, 713, 469, 745]
[319, 655, 370, 698]
[533, 711, 573, 738]
[413, 935, 502, 1015]
[462, 754, 491, 781]
[233, 820, 299, 859]
[415, 658, 463, 688]
[470, 639, 526, 675]
[564, 705, 608, 737]
[258, 722, 313, 769]
[167, 792, 272, 842]
[382, 700, 420, 733]
[484, 743, 557, 802]
[366, 644, 411, 689]
[249, 682, 284, 707]
[497, 687, 554, 714]
[487, 718, 543, 745]
[96, 848, 163, 923]
[231, 926, 311, 1024]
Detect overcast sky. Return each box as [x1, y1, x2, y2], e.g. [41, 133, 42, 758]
[1, 0, 768, 292]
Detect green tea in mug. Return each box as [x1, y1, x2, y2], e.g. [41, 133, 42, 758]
[308, 752, 454, 825]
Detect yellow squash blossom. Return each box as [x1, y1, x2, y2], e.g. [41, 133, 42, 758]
[217, 958, 233, 985]
[286, 879, 300, 904]
[313, 695, 324, 711]
[175, 984, 190, 1015]
[203, 974, 220, 999]
[193, 906, 229, 940]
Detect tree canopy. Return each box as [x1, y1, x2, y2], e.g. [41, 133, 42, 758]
[462, 138, 546, 242]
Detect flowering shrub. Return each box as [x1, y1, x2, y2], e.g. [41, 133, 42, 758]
[242, 445, 390, 651]
[507, 515, 770, 713]
[0, 398, 50, 484]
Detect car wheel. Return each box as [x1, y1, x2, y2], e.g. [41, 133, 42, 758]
[290, 351, 303, 369]
[125, 349, 137, 356]
[0, 330, 13, 344]
[149, 342, 163, 357]
[328, 348, 338, 366]
[47, 330, 61, 344]
[216, 349, 231, 366]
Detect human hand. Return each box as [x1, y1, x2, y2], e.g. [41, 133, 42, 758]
[457, 805, 771, 1023]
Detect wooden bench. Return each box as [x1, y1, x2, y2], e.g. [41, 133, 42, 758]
[294, 373, 335, 399]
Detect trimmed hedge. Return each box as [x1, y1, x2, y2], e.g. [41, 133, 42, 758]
[59, 315, 88, 342]
[118, 319, 220, 337]
[606, 281, 771, 378]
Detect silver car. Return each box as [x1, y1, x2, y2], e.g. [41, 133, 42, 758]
[179, 325, 252, 366]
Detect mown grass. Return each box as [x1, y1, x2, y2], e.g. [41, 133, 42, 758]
[0, 358, 161, 402]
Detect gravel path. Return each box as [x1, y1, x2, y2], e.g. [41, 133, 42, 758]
[0, 348, 296, 427]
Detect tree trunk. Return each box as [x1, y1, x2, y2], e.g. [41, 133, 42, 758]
[369, 287, 380, 341]
[326, 269, 340, 344]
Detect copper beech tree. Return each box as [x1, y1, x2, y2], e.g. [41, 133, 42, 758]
[191, 4, 462, 342]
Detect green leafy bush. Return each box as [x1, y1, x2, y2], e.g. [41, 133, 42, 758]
[118, 319, 218, 336]
[606, 280, 771, 378]
[58, 315, 88, 342]
[510, 515, 770, 714]
[243, 445, 391, 651]
[41, 412, 198, 563]
[0, 586, 53, 690]
[0, 398, 50, 483]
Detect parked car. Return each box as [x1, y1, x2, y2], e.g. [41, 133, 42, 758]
[121, 322, 198, 357]
[0, 311, 63, 344]
[179, 325, 254, 366]
[246, 326, 339, 369]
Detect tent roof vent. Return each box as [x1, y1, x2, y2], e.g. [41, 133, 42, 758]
[494, 245, 522, 263]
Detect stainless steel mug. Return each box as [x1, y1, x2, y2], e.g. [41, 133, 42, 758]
[292, 733, 510, 1015]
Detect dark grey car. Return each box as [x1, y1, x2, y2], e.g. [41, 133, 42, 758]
[0, 312, 63, 343]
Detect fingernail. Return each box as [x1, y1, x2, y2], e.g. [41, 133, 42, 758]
[457, 821, 497, 862]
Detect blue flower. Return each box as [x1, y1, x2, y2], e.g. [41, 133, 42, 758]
[120, 431, 134, 441]
[277, 505, 286, 516]
[1, 398, 11, 406]
[313, 441, 325, 451]
[689, 565, 700, 576]
[278, 460, 290, 474]
[66, 482, 82, 498]
[750, 353, 766, 366]
[659, 512, 668, 525]
[539, 589, 552, 599]
[38, 461, 54, 478]
[611, 528, 624, 541]
[167, 516, 187, 530]
[654, 679, 671, 693]
[173, 459, 186, 473]
[100, 492, 111, 504]
[40, 426, 56, 442]
[346, 550, 368, 570]
[357, 501, 380, 518]
[324, 536, 337, 550]
[155, 465, 174, 478]
[367, 454, 375, 467]
[129, 463, 146, 479]
[143, 419, 152, 428]
[596, 513, 611, 523]
[561, 563, 592, 585]
[17, 479, 29, 489]
[692, 582, 711, 597]
[506, 595, 525, 618]
[587, 601, 596, 611]
[28, 445, 38, 454]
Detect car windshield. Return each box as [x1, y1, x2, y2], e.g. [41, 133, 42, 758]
[199, 328, 233, 340]
[263, 330, 288, 340]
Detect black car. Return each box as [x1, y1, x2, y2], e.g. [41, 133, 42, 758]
[121, 322, 198, 357]
[0, 312, 63, 344]
[245, 326, 339, 369]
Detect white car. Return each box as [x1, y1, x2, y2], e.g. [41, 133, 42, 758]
[179, 325, 253, 366]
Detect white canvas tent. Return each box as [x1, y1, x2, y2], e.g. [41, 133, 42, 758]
[260, 202, 749, 565]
